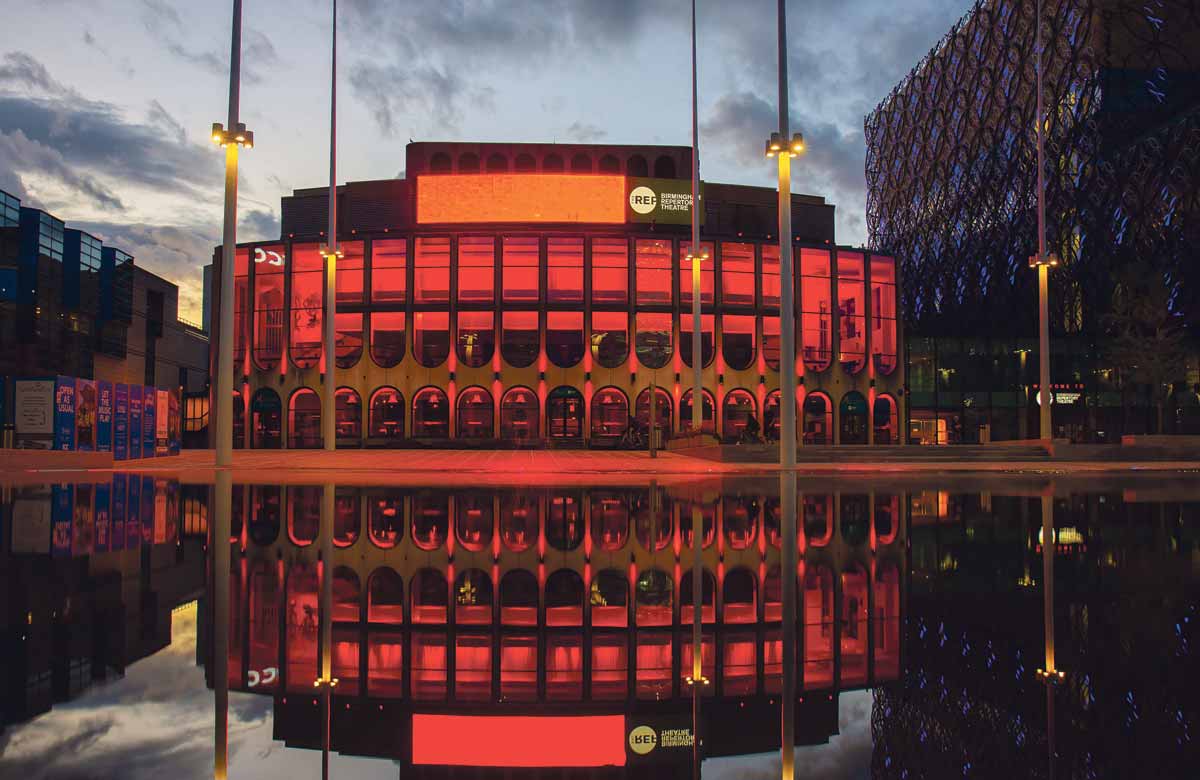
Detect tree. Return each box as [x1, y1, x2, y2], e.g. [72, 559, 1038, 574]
[1104, 269, 1191, 434]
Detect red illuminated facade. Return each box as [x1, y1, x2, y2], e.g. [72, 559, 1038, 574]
[209, 142, 904, 449]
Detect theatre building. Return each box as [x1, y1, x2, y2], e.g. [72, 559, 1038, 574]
[209, 142, 904, 449]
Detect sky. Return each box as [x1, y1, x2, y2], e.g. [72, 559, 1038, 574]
[0, 0, 973, 323]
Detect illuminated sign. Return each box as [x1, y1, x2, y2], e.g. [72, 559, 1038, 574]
[247, 667, 278, 688]
[624, 714, 695, 766]
[628, 725, 657, 754]
[417, 174, 625, 224]
[411, 714, 626, 767]
[254, 247, 284, 267]
[625, 177, 702, 226]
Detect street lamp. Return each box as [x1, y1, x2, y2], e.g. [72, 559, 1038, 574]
[1032, 0, 1054, 443]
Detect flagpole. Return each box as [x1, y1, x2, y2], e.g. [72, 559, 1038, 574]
[322, 0, 339, 453]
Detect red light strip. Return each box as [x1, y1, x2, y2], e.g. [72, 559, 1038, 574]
[411, 714, 626, 767]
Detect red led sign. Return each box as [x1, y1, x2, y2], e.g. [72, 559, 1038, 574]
[411, 714, 626, 767]
[417, 174, 626, 224]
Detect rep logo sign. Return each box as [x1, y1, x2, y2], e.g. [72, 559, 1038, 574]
[629, 186, 657, 215]
[626, 177, 702, 225]
[628, 725, 657, 755]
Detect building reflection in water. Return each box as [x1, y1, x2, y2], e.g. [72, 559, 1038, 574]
[204, 481, 906, 774]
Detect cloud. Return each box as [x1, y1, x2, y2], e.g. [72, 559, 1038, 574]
[0, 129, 125, 210]
[138, 1, 279, 85]
[348, 62, 485, 135]
[147, 99, 187, 145]
[239, 208, 279, 242]
[565, 121, 607, 143]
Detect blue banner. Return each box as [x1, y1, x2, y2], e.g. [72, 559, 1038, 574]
[94, 481, 111, 553]
[114, 384, 128, 460]
[143, 386, 156, 459]
[111, 474, 126, 549]
[141, 475, 154, 544]
[129, 386, 142, 460]
[51, 484, 73, 557]
[125, 475, 141, 548]
[54, 376, 76, 451]
[97, 380, 113, 452]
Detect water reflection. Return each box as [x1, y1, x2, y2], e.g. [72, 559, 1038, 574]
[2, 475, 1197, 778]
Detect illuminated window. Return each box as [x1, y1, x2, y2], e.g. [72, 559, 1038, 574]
[626, 155, 648, 177]
[501, 311, 538, 368]
[337, 240, 365, 305]
[368, 387, 405, 440]
[590, 492, 628, 551]
[763, 315, 780, 371]
[722, 498, 758, 553]
[547, 237, 583, 303]
[633, 487, 672, 552]
[234, 248, 249, 371]
[721, 242, 755, 307]
[803, 392, 832, 445]
[680, 313, 714, 368]
[546, 386, 584, 439]
[546, 569, 584, 626]
[547, 493, 583, 550]
[722, 314, 756, 370]
[546, 634, 583, 700]
[251, 244, 284, 370]
[335, 312, 362, 368]
[371, 238, 407, 304]
[251, 388, 281, 448]
[249, 485, 280, 544]
[412, 387, 449, 438]
[635, 569, 672, 627]
[414, 238, 450, 305]
[500, 492, 537, 551]
[414, 311, 449, 367]
[590, 386, 628, 441]
[591, 311, 628, 368]
[635, 312, 672, 369]
[722, 389, 757, 440]
[288, 388, 321, 448]
[570, 153, 591, 173]
[288, 486, 320, 545]
[412, 568, 448, 624]
[546, 311, 584, 368]
[874, 394, 898, 445]
[456, 311, 494, 368]
[412, 495, 449, 552]
[368, 567, 404, 621]
[634, 387, 672, 439]
[836, 251, 866, 374]
[635, 240, 672, 306]
[591, 569, 628, 629]
[680, 388, 715, 435]
[335, 387, 361, 441]
[800, 248, 833, 372]
[592, 633, 628, 700]
[285, 563, 318, 689]
[591, 238, 628, 306]
[455, 567, 492, 624]
[679, 240, 713, 307]
[458, 152, 479, 172]
[334, 497, 360, 549]
[839, 391, 868, 444]
[679, 502, 715, 549]
[840, 564, 869, 685]
[289, 244, 323, 369]
[369, 311, 405, 368]
[457, 237, 494, 304]
[501, 569, 538, 625]
[455, 497, 493, 553]
[502, 237, 539, 303]
[369, 495, 404, 549]
[500, 386, 538, 442]
[871, 256, 898, 375]
[456, 386, 494, 439]
[761, 244, 781, 309]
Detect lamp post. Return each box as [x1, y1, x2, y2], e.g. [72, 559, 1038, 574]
[316, 482, 337, 780]
[320, 0, 341, 453]
[1029, 0, 1058, 441]
[1036, 491, 1064, 780]
[689, 0, 704, 439]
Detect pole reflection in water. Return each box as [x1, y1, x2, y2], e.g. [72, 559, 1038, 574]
[1041, 492, 1058, 780]
[691, 501, 703, 780]
[213, 469, 231, 779]
[318, 483, 335, 780]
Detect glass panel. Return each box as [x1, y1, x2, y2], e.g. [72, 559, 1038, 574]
[413, 388, 449, 438]
[336, 240, 365, 305]
[680, 389, 715, 435]
[546, 311, 584, 368]
[288, 390, 321, 448]
[502, 237, 539, 303]
[591, 238, 628, 306]
[369, 388, 405, 440]
[234, 248, 250, 371]
[335, 388, 361, 440]
[800, 248, 832, 372]
[500, 387, 539, 442]
[335, 312, 363, 368]
[635, 239, 672, 306]
[871, 256, 898, 375]
[414, 311, 450, 367]
[547, 237, 583, 304]
[722, 314, 756, 370]
[763, 316, 780, 371]
[252, 244, 284, 370]
[590, 388, 628, 441]
[368, 498, 404, 549]
[679, 240, 714, 307]
[369, 311, 405, 368]
[679, 313, 714, 368]
[290, 244, 323, 369]
[501, 311, 538, 368]
[414, 238, 450, 305]
[457, 237, 494, 304]
[761, 244, 781, 309]
[591, 311, 628, 368]
[722, 389, 757, 440]
[836, 251, 866, 374]
[456, 311, 494, 368]
[635, 312, 672, 369]
[371, 238, 407, 304]
[546, 388, 584, 439]
[635, 388, 672, 439]
[456, 387, 494, 439]
[720, 242, 755, 307]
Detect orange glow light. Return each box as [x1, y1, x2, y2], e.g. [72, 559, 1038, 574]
[417, 174, 626, 224]
[411, 714, 626, 767]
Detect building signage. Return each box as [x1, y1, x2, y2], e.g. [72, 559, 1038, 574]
[97, 381, 113, 452]
[54, 376, 76, 451]
[143, 387, 156, 459]
[14, 378, 54, 449]
[114, 384, 129, 460]
[129, 385, 142, 460]
[624, 712, 695, 767]
[156, 389, 170, 456]
[75, 379, 96, 451]
[625, 177, 703, 226]
[253, 246, 285, 267]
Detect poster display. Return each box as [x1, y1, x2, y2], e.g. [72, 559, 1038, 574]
[168, 389, 181, 455]
[111, 474, 126, 550]
[97, 381, 113, 452]
[75, 379, 97, 451]
[14, 378, 54, 449]
[143, 386, 156, 459]
[156, 389, 169, 456]
[114, 383, 129, 461]
[129, 385, 142, 460]
[10, 488, 52, 554]
[54, 376, 76, 451]
[94, 481, 111, 552]
[125, 474, 141, 549]
[51, 484, 73, 557]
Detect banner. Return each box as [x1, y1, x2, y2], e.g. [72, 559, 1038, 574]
[54, 376, 76, 451]
[143, 386, 156, 459]
[94, 481, 111, 552]
[114, 384, 129, 460]
[125, 474, 141, 549]
[168, 389, 181, 455]
[97, 380, 113, 452]
[129, 386, 142, 460]
[14, 378, 54, 449]
[141, 476, 154, 545]
[111, 474, 126, 550]
[72, 483, 94, 556]
[51, 484, 73, 557]
[156, 389, 169, 456]
[75, 379, 97, 451]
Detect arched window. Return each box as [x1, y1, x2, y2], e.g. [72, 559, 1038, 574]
[500, 491, 537, 552]
[500, 386, 539, 442]
[569, 153, 591, 173]
[836, 251, 866, 374]
[590, 491, 628, 551]
[546, 386, 584, 439]
[591, 311, 628, 368]
[455, 569, 492, 624]
[800, 248, 832, 372]
[368, 387, 404, 440]
[486, 153, 507, 172]
[635, 312, 672, 369]
[635, 387, 672, 440]
[839, 391, 868, 444]
[840, 564, 869, 685]
[371, 238, 406, 304]
[251, 388, 281, 448]
[874, 394, 898, 445]
[590, 386, 628, 442]
[680, 388, 715, 435]
[288, 485, 320, 545]
[411, 492, 448, 550]
[547, 492, 583, 550]
[251, 243, 285, 370]
[722, 314, 756, 370]
[368, 490, 404, 548]
[591, 569, 628, 627]
[723, 568, 757, 623]
[871, 256, 898, 375]
[456, 386, 494, 439]
[457, 236, 494, 304]
[632, 487, 672, 551]
[285, 563, 318, 690]
[501, 311, 539, 367]
[591, 238, 628, 305]
[414, 237, 450, 305]
[458, 489, 496, 549]
[635, 569, 672, 626]
[680, 568, 716, 624]
[429, 152, 451, 172]
[333, 566, 361, 621]
[335, 313, 363, 368]
[721, 242, 756, 306]
[458, 152, 480, 172]
[722, 389, 757, 440]
[547, 311, 584, 368]
[335, 387, 361, 444]
[543, 153, 564, 172]
[414, 311, 449, 367]
[722, 493, 758, 550]
[840, 494, 869, 546]
[369, 311, 405, 368]
[412, 387, 449, 438]
[635, 240, 672, 306]
[804, 564, 834, 688]
[679, 240, 713, 308]
[288, 388, 321, 448]
[500, 569, 538, 625]
[368, 567, 404, 623]
[547, 237, 583, 304]
[680, 313, 714, 368]
[875, 493, 899, 544]
[803, 494, 833, 546]
[289, 244, 323, 369]
[456, 311, 494, 367]
[249, 485, 280, 545]
[546, 569, 584, 626]
[514, 153, 536, 172]
[502, 237, 539, 303]
[679, 500, 715, 548]
[626, 154, 648, 177]
[411, 568, 448, 623]
[653, 155, 676, 178]
[803, 392, 832, 445]
[598, 154, 620, 173]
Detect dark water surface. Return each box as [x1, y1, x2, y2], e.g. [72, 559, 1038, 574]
[1, 473, 1196, 778]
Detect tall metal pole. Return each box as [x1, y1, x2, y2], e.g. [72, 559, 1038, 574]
[690, 0, 703, 437]
[1041, 492, 1057, 780]
[213, 470, 231, 779]
[1036, 0, 1052, 440]
[322, 0, 338, 452]
[216, 0, 243, 469]
[690, 503, 703, 780]
[320, 483, 335, 780]
[775, 3, 797, 779]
